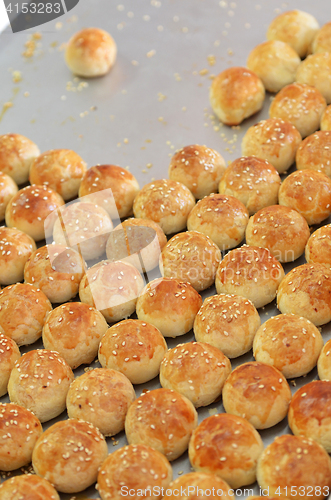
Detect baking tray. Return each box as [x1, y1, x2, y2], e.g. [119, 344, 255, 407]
[1, 0, 331, 498]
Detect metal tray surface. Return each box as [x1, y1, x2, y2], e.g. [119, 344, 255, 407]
[0, 0, 331, 499]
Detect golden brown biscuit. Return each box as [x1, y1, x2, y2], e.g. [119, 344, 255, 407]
[42, 302, 108, 369]
[125, 388, 198, 461]
[296, 131, 331, 178]
[29, 149, 87, 201]
[165, 472, 232, 500]
[79, 164, 139, 219]
[187, 194, 249, 250]
[312, 22, 331, 53]
[306, 225, 331, 265]
[321, 104, 331, 131]
[247, 40, 301, 93]
[267, 10, 319, 58]
[97, 444, 173, 500]
[53, 201, 113, 261]
[215, 245, 285, 309]
[159, 231, 221, 292]
[106, 217, 167, 273]
[133, 179, 195, 235]
[66, 368, 135, 436]
[136, 277, 202, 337]
[279, 170, 331, 225]
[296, 52, 331, 104]
[277, 263, 331, 326]
[168, 145, 226, 199]
[245, 205, 310, 262]
[160, 341, 231, 407]
[79, 260, 144, 323]
[256, 434, 331, 500]
[0, 133, 40, 184]
[65, 27, 117, 77]
[209, 67, 265, 125]
[242, 118, 302, 173]
[0, 227, 36, 285]
[269, 83, 326, 138]
[218, 156, 281, 215]
[0, 475, 60, 500]
[32, 419, 108, 493]
[5, 185, 65, 242]
[98, 319, 167, 384]
[317, 339, 331, 380]
[194, 294, 261, 358]
[24, 244, 86, 304]
[8, 349, 74, 423]
[0, 402, 42, 471]
[189, 413, 264, 489]
[0, 333, 20, 397]
[222, 361, 291, 429]
[0, 171, 18, 221]
[253, 314, 323, 378]
[0, 283, 52, 346]
[288, 381, 331, 452]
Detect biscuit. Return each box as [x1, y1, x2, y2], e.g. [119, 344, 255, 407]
[296, 131, 331, 178]
[296, 52, 331, 104]
[0, 133, 40, 184]
[0, 227, 36, 285]
[0, 172, 18, 221]
[0, 334, 20, 397]
[0, 475, 60, 500]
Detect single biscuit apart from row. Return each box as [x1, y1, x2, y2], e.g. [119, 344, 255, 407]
[222, 361, 292, 429]
[215, 245, 285, 309]
[32, 419, 108, 493]
[0, 133, 40, 185]
[253, 314, 323, 378]
[98, 319, 167, 384]
[79, 260, 144, 323]
[288, 381, 331, 453]
[42, 302, 108, 369]
[125, 388, 198, 461]
[317, 339, 331, 381]
[256, 434, 331, 500]
[79, 164, 140, 219]
[106, 217, 167, 273]
[0, 171, 18, 221]
[267, 9, 319, 58]
[0, 227, 36, 285]
[187, 194, 249, 250]
[269, 83, 326, 138]
[245, 205, 310, 262]
[277, 263, 331, 326]
[66, 368, 136, 436]
[296, 131, 331, 178]
[169, 145, 226, 199]
[247, 40, 301, 93]
[65, 27, 117, 77]
[218, 156, 281, 215]
[189, 413, 264, 489]
[279, 170, 331, 225]
[194, 294, 261, 358]
[29, 149, 87, 201]
[0, 283, 52, 346]
[0, 475, 60, 500]
[5, 184, 65, 242]
[136, 277, 202, 337]
[209, 66, 265, 125]
[296, 52, 331, 104]
[242, 118, 302, 174]
[97, 444, 173, 500]
[0, 334, 20, 397]
[160, 341, 231, 407]
[8, 349, 74, 423]
[159, 230, 221, 292]
[0, 402, 42, 471]
[133, 179, 195, 235]
[165, 472, 232, 500]
[24, 244, 86, 304]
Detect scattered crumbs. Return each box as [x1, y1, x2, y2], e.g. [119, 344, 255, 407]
[157, 25, 164, 31]
[123, 138, 129, 144]
[121, 89, 127, 94]
[117, 22, 125, 30]
[291, 380, 297, 387]
[158, 116, 166, 123]
[158, 92, 167, 101]
[23, 91, 29, 97]
[110, 115, 115, 120]
[145, 138, 152, 143]
[127, 11, 134, 18]
[125, 166, 130, 170]
[208, 408, 218, 416]
[143, 14, 151, 21]
[79, 111, 89, 118]
[214, 39, 221, 46]
[227, 48, 234, 55]
[55, 22, 63, 30]
[150, 177, 155, 181]
[173, 15, 179, 22]
[255, 4, 262, 10]
[207, 55, 216, 66]
[178, 471, 183, 475]
[182, 27, 189, 33]
[174, 73, 182, 81]
[117, 142, 122, 147]
[66, 80, 88, 92]
[22, 32, 42, 58]
[50, 41, 58, 48]
[61, 95, 66, 100]
[12, 70, 22, 83]
[245, 23, 251, 28]
[199, 69, 208, 76]
[142, 169, 147, 173]
[117, 4, 125, 11]
[146, 163, 153, 168]
[83, 366, 94, 372]
[274, 7, 281, 14]
[182, 106, 187, 111]
[147, 49, 156, 58]
[3, 102, 13, 110]
[132, 60, 139, 66]
[90, 105, 97, 111]
[219, 0, 227, 7]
